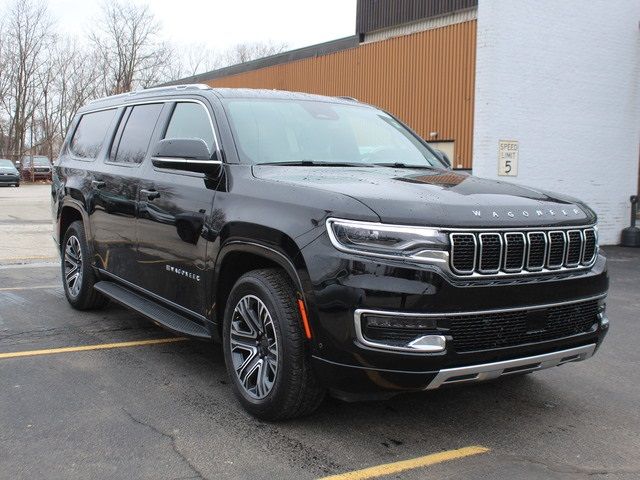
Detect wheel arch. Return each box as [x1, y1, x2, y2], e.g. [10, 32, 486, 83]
[212, 240, 312, 340]
[57, 200, 92, 254]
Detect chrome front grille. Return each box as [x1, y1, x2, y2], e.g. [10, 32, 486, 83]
[450, 227, 597, 276]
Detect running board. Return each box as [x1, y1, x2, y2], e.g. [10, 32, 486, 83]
[94, 281, 211, 339]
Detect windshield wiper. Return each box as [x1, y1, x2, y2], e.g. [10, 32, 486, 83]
[372, 162, 437, 169]
[258, 160, 372, 167]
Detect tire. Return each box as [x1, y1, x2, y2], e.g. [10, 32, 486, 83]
[223, 269, 325, 420]
[61, 221, 108, 310]
[15, 183, 20, 187]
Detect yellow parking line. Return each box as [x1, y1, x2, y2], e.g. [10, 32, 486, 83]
[0, 337, 188, 359]
[0, 285, 59, 291]
[0, 255, 57, 262]
[319, 446, 490, 480]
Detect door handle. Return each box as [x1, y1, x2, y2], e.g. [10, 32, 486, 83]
[91, 180, 106, 189]
[140, 189, 160, 200]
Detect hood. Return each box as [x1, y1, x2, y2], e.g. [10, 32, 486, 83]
[252, 166, 596, 228]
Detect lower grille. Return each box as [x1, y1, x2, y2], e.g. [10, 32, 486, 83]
[448, 299, 599, 352]
[356, 298, 602, 354]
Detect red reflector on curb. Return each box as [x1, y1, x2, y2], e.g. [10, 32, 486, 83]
[297, 299, 312, 340]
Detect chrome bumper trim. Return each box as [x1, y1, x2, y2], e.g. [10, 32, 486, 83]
[425, 344, 596, 390]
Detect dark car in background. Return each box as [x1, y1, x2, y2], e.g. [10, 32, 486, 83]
[21, 155, 52, 181]
[0, 159, 20, 187]
[52, 85, 608, 420]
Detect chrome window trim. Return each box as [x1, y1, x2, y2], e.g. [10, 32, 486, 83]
[547, 230, 567, 269]
[75, 97, 221, 156]
[478, 232, 503, 274]
[503, 232, 526, 272]
[449, 233, 477, 275]
[565, 229, 583, 268]
[151, 158, 223, 165]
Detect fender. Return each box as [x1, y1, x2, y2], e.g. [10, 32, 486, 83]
[57, 197, 94, 257]
[214, 240, 306, 294]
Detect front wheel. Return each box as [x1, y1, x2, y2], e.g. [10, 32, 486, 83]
[223, 269, 325, 420]
[61, 221, 108, 310]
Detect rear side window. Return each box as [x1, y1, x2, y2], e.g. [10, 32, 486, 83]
[163, 102, 215, 153]
[110, 103, 163, 164]
[69, 109, 117, 159]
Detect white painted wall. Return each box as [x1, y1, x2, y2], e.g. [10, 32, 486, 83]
[472, 0, 640, 244]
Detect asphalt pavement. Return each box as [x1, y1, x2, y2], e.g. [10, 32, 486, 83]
[0, 184, 638, 479]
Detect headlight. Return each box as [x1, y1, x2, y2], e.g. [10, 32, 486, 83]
[326, 218, 448, 260]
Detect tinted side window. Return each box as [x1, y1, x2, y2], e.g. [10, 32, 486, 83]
[164, 103, 215, 153]
[110, 103, 163, 164]
[69, 109, 117, 159]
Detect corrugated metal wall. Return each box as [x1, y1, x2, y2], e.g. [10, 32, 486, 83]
[206, 20, 477, 169]
[356, 0, 478, 35]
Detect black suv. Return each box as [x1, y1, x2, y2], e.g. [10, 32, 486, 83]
[52, 85, 608, 419]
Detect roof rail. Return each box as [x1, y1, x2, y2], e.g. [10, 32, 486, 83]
[88, 84, 211, 104]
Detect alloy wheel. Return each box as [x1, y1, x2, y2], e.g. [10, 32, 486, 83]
[64, 235, 83, 298]
[229, 294, 279, 399]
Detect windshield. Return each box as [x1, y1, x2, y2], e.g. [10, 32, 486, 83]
[0, 160, 15, 169]
[222, 99, 444, 167]
[22, 156, 50, 166]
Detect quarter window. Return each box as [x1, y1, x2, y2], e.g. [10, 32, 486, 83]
[110, 104, 163, 164]
[69, 109, 117, 159]
[164, 103, 215, 153]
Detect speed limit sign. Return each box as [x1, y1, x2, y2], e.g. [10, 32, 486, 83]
[498, 140, 518, 176]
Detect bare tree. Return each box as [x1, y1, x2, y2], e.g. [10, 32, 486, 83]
[223, 41, 289, 66]
[161, 43, 221, 82]
[0, 0, 294, 164]
[90, 1, 171, 95]
[182, 43, 221, 77]
[0, 0, 54, 159]
[34, 38, 102, 160]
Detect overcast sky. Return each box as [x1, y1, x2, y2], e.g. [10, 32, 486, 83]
[37, 0, 357, 52]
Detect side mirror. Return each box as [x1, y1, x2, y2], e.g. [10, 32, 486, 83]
[151, 138, 221, 175]
[434, 149, 451, 169]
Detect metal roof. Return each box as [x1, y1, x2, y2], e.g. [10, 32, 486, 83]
[356, 0, 478, 36]
[161, 36, 359, 87]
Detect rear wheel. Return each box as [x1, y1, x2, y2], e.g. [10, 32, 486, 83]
[62, 221, 108, 310]
[223, 269, 325, 420]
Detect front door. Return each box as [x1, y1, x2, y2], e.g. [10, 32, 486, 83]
[135, 100, 221, 315]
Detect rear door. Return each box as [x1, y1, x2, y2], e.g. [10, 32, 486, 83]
[90, 103, 165, 283]
[135, 99, 221, 315]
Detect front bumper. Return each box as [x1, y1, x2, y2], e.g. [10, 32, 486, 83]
[0, 174, 19, 184]
[22, 170, 51, 180]
[302, 232, 609, 395]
